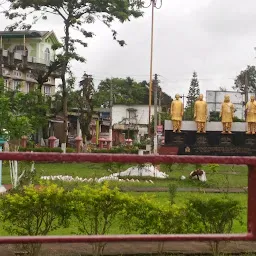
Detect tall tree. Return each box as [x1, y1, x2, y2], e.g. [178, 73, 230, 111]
[93, 77, 172, 109]
[93, 77, 147, 107]
[233, 65, 256, 95]
[76, 73, 95, 149]
[184, 71, 200, 120]
[5, 0, 144, 144]
[0, 78, 34, 142]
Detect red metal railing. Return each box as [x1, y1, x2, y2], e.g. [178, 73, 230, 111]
[0, 152, 255, 244]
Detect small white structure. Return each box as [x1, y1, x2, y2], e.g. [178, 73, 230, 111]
[111, 164, 168, 178]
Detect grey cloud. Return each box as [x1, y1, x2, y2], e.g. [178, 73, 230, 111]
[196, 0, 256, 36]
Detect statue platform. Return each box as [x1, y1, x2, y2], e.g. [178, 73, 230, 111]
[160, 121, 256, 156]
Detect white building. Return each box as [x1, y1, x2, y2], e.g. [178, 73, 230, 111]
[206, 90, 255, 120]
[112, 104, 161, 136]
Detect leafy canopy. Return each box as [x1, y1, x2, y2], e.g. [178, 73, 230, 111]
[233, 65, 256, 93]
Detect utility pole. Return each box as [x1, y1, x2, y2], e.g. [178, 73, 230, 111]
[245, 71, 249, 103]
[244, 71, 249, 120]
[158, 86, 162, 126]
[148, 2, 155, 137]
[109, 81, 113, 148]
[0, 36, 3, 79]
[146, 0, 163, 137]
[153, 73, 158, 154]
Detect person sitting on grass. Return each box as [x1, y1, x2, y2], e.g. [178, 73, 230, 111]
[189, 169, 207, 182]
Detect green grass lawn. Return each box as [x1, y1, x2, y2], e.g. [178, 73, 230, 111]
[0, 162, 248, 235]
[2, 162, 247, 188]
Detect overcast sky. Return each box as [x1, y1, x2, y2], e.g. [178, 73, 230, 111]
[1, 0, 256, 98]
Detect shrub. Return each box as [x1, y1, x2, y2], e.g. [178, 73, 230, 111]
[66, 147, 76, 153]
[121, 194, 186, 235]
[184, 197, 244, 255]
[71, 184, 128, 255]
[0, 183, 72, 256]
[19, 147, 63, 153]
[91, 147, 138, 154]
[185, 197, 243, 234]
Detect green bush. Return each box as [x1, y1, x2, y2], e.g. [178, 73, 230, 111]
[0, 183, 72, 255]
[184, 197, 243, 234]
[66, 147, 76, 153]
[184, 197, 243, 255]
[91, 147, 138, 154]
[71, 184, 128, 255]
[121, 194, 186, 235]
[19, 147, 63, 153]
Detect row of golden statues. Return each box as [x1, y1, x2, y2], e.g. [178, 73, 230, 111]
[170, 94, 256, 134]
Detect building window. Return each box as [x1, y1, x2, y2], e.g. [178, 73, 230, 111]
[4, 79, 8, 88]
[44, 48, 50, 64]
[44, 85, 51, 96]
[13, 71, 22, 77]
[26, 73, 34, 79]
[13, 80, 21, 91]
[13, 45, 28, 54]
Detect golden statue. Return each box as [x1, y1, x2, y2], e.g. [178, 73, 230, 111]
[194, 94, 207, 133]
[170, 94, 184, 133]
[246, 96, 256, 134]
[220, 95, 234, 134]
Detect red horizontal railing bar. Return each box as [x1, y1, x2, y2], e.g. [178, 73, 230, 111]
[0, 234, 252, 244]
[0, 152, 255, 165]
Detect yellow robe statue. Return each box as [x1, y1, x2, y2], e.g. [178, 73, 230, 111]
[194, 94, 207, 133]
[170, 94, 184, 132]
[220, 95, 234, 134]
[246, 96, 256, 134]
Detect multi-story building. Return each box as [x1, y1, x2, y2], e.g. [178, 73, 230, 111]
[0, 30, 60, 96]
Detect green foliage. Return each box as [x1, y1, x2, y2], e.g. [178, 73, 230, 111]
[161, 163, 174, 173]
[91, 146, 138, 154]
[168, 183, 178, 205]
[0, 88, 51, 141]
[184, 197, 243, 234]
[72, 184, 126, 235]
[19, 147, 63, 153]
[93, 77, 172, 108]
[121, 194, 186, 234]
[208, 164, 219, 174]
[233, 116, 245, 122]
[71, 184, 127, 255]
[209, 111, 221, 122]
[93, 77, 148, 106]
[0, 183, 72, 255]
[0, 183, 72, 235]
[234, 65, 256, 94]
[184, 72, 200, 120]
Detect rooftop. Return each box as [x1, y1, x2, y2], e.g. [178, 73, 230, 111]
[0, 30, 49, 38]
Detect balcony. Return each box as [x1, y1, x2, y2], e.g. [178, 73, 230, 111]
[3, 50, 53, 67]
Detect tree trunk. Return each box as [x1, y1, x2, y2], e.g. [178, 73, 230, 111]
[61, 20, 71, 144]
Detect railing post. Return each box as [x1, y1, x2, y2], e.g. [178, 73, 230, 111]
[248, 165, 256, 238]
